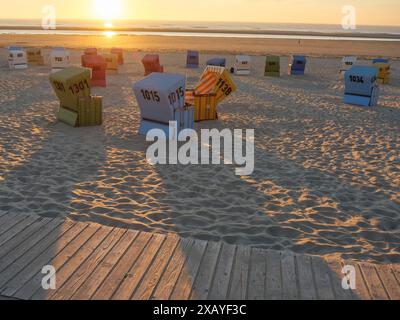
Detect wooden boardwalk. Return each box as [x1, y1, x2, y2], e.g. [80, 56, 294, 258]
[0, 212, 399, 300]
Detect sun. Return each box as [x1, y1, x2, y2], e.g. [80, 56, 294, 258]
[92, 0, 123, 22]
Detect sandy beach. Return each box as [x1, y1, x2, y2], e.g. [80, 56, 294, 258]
[0, 37, 399, 265]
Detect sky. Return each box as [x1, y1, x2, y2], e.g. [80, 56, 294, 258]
[0, 0, 399, 26]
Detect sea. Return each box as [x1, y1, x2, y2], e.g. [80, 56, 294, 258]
[1, 19, 400, 42]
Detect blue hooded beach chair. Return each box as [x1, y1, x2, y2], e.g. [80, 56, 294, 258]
[344, 66, 379, 107]
[206, 58, 226, 67]
[289, 55, 307, 75]
[186, 51, 199, 68]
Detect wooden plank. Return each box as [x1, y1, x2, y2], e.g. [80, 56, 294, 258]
[169, 239, 207, 300]
[15, 223, 98, 300]
[0, 217, 51, 259]
[51, 228, 126, 300]
[132, 234, 180, 300]
[358, 262, 389, 300]
[71, 229, 139, 300]
[0, 215, 39, 248]
[227, 245, 251, 300]
[91, 232, 152, 300]
[0, 218, 58, 274]
[112, 233, 166, 300]
[374, 264, 400, 300]
[0, 220, 72, 290]
[392, 265, 400, 285]
[151, 238, 194, 300]
[0, 222, 85, 297]
[324, 258, 354, 300]
[208, 243, 236, 300]
[0, 213, 27, 236]
[310, 256, 335, 300]
[280, 251, 298, 300]
[296, 254, 318, 300]
[189, 241, 222, 300]
[34, 226, 112, 300]
[247, 248, 266, 300]
[265, 250, 282, 300]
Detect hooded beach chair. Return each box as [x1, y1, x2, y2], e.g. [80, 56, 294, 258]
[81, 48, 98, 67]
[49, 67, 102, 127]
[103, 53, 119, 74]
[233, 55, 251, 75]
[206, 58, 226, 67]
[186, 50, 199, 68]
[185, 65, 237, 121]
[265, 56, 280, 77]
[142, 54, 164, 76]
[8, 47, 28, 70]
[344, 66, 379, 107]
[373, 59, 390, 84]
[50, 47, 70, 73]
[26, 48, 45, 66]
[340, 56, 357, 74]
[110, 48, 124, 65]
[133, 73, 194, 138]
[289, 55, 306, 75]
[82, 55, 107, 87]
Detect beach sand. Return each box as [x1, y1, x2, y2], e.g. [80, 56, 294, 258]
[0, 37, 399, 264]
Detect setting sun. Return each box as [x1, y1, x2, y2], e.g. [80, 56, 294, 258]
[92, 0, 123, 21]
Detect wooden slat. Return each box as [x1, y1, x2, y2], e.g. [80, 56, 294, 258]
[296, 254, 318, 300]
[374, 264, 400, 300]
[0, 218, 58, 273]
[265, 250, 282, 300]
[280, 251, 298, 300]
[151, 238, 194, 300]
[324, 258, 354, 300]
[0, 222, 85, 297]
[227, 245, 251, 300]
[132, 234, 180, 300]
[169, 239, 207, 300]
[91, 232, 152, 300]
[247, 248, 266, 300]
[71, 230, 139, 300]
[0, 220, 72, 290]
[0, 215, 39, 248]
[0, 213, 27, 236]
[189, 241, 221, 300]
[35, 226, 112, 300]
[392, 265, 400, 285]
[16, 223, 99, 300]
[51, 228, 126, 300]
[310, 256, 335, 300]
[208, 243, 236, 300]
[358, 262, 389, 300]
[112, 233, 166, 300]
[0, 211, 7, 219]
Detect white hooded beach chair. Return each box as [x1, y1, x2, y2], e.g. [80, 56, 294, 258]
[51, 47, 70, 73]
[8, 47, 28, 70]
[233, 55, 251, 75]
[340, 56, 357, 74]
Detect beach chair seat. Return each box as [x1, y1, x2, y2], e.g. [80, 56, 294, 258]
[373, 59, 390, 84]
[103, 53, 119, 74]
[110, 48, 124, 65]
[82, 55, 107, 87]
[133, 73, 194, 138]
[142, 54, 164, 76]
[186, 50, 199, 68]
[340, 56, 357, 74]
[265, 56, 280, 77]
[26, 48, 45, 66]
[233, 55, 251, 75]
[8, 48, 28, 70]
[51, 47, 70, 73]
[343, 66, 379, 107]
[206, 58, 226, 67]
[289, 55, 306, 75]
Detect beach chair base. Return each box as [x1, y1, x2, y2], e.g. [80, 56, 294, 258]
[10, 64, 28, 70]
[343, 94, 378, 107]
[234, 69, 251, 76]
[57, 96, 103, 127]
[265, 72, 280, 77]
[290, 70, 305, 75]
[139, 107, 195, 139]
[192, 93, 218, 122]
[91, 79, 107, 87]
[187, 64, 199, 69]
